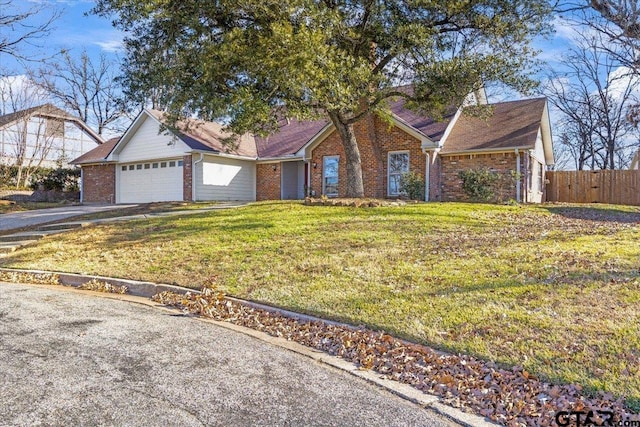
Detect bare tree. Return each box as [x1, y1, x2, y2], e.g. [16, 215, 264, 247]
[543, 30, 640, 169]
[0, 78, 59, 188]
[31, 50, 129, 136]
[0, 0, 60, 63]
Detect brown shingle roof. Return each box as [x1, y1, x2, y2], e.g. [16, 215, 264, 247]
[440, 98, 547, 154]
[148, 110, 258, 157]
[389, 98, 456, 142]
[255, 117, 329, 158]
[71, 137, 120, 164]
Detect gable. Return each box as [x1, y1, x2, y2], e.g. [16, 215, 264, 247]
[110, 112, 190, 163]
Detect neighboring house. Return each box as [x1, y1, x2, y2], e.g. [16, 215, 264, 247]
[632, 150, 640, 170]
[0, 104, 104, 169]
[73, 93, 554, 204]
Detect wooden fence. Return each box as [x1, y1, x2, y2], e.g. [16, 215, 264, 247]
[546, 170, 640, 206]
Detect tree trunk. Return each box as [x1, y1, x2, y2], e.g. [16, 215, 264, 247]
[328, 111, 365, 198]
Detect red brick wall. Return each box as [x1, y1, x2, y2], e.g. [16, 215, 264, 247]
[183, 154, 192, 201]
[81, 164, 115, 204]
[256, 163, 281, 201]
[310, 116, 427, 199]
[440, 152, 523, 202]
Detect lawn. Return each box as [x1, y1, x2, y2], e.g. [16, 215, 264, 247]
[2, 201, 639, 408]
[0, 200, 65, 214]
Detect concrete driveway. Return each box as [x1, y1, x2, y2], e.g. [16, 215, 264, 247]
[0, 205, 136, 232]
[0, 283, 457, 427]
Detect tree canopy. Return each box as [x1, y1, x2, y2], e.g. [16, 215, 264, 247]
[95, 0, 552, 196]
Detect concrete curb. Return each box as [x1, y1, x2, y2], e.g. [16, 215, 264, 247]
[0, 267, 499, 427]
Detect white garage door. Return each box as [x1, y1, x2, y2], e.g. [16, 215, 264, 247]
[118, 159, 184, 203]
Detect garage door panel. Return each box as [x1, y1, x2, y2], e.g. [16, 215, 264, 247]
[118, 161, 183, 203]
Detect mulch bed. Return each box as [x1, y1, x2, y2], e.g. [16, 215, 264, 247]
[152, 282, 639, 427]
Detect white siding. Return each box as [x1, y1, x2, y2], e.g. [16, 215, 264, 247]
[115, 115, 190, 163]
[532, 128, 545, 164]
[194, 155, 256, 201]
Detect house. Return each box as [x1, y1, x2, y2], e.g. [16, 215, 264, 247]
[632, 150, 639, 170]
[73, 94, 554, 204]
[0, 104, 104, 169]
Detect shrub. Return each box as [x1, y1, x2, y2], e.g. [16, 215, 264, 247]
[399, 171, 425, 200]
[458, 168, 499, 202]
[31, 168, 80, 192]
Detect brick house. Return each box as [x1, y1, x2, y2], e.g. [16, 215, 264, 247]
[73, 95, 554, 204]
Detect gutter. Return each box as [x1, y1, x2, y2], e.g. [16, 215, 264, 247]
[192, 153, 204, 202]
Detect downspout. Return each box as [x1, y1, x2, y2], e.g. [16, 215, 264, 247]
[306, 159, 312, 197]
[515, 149, 521, 203]
[192, 153, 204, 202]
[424, 151, 430, 201]
[79, 167, 84, 204]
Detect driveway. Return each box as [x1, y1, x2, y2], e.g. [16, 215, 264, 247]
[0, 205, 136, 232]
[0, 283, 457, 427]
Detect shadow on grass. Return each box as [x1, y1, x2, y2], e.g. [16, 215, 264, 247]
[545, 205, 640, 223]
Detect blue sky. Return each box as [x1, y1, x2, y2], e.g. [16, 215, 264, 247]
[1, 0, 124, 73]
[2, 0, 576, 81]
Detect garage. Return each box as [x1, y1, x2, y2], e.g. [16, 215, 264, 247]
[117, 159, 184, 203]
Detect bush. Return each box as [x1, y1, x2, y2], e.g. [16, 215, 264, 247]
[458, 168, 499, 202]
[399, 171, 425, 200]
[31, 168, 80, 192]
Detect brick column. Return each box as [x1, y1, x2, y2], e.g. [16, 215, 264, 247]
[183, 154, 193, 201]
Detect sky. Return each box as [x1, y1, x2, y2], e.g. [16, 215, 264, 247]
[0, 0, 124, 73]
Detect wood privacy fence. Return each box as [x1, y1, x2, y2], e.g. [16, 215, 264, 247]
[546, 170, 640, 206]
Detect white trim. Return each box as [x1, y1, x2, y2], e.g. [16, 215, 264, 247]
[387, 150, 410, 197]
[515, 149, 521, 203]
[437, 108, 462, 149]
[322, 155, 340, 197]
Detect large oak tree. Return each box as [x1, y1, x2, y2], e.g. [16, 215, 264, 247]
[95, 0, 552, 197]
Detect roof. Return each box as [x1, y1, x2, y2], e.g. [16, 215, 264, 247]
[0, 104, 103, 144]
[255, 117, 329, 158]
[440, 98, 547, 154]
[148, 110, 258, 157]
[389, 98, 456, 142]
[71, 137, 120, 165]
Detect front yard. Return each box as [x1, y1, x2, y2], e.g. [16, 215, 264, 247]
[1, 201, 639, 409]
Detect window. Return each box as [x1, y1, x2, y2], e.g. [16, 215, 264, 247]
[322, 156, 339, 197]
[537, 161, 544, 192]
[388, 151, 409, 196]
[177, 160, 183, 167]
[128, 165, 135, 171]
[169, 161, 176, 167]
[136, 164, 142, 170]
[160, 162, 167, 168]
[144, 163, 150, 169]
[121, 166, 127, 171]
[152, 163, 159, 169]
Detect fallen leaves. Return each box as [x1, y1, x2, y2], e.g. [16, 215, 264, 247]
[153, 280, 638, 427]
[78, 278, 128, 294]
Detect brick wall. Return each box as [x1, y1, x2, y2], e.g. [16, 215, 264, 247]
[256, 163, 281, 201]
[81, 164, 115, 204]
[440, 152, 523, 202]
[183, 154, 192, 201]
[310, 115, 427, 199]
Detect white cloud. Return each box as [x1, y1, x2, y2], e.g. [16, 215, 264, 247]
[93, 39, 124, 53]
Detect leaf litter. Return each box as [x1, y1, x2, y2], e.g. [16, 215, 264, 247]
[152, 278, 639, 427]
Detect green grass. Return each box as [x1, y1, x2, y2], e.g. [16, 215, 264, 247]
[2, 201, 640, 407]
